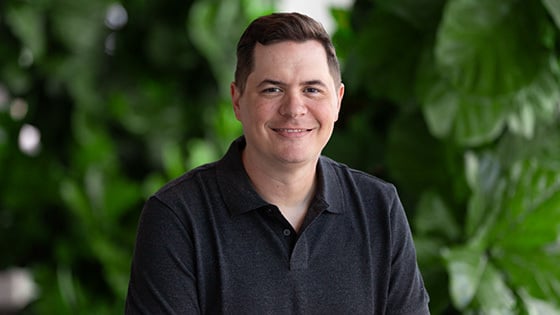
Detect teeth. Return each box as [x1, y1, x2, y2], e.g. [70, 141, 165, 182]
[277, 128, 307, 133]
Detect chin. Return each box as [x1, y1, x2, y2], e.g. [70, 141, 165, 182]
[277, 151, 319, 165]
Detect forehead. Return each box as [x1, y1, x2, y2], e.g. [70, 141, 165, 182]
[251, 40, 331, 79]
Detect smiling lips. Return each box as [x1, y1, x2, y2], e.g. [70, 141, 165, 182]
[272, 128, 313, 137]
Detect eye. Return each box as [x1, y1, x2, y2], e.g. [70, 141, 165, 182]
[304, 87, 320, 94]
[261, 87, 282, 94]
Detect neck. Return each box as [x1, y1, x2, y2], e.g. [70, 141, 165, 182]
[242, 150, 318, 232]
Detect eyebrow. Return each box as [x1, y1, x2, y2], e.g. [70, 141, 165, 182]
[303, 80, 328, 88]
[257, 79, 284, 88]
[257, 79, 328, 88]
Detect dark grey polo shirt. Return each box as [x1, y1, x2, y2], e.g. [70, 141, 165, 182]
[125, 137, 429, 314]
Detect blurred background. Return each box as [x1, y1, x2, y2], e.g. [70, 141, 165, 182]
[1, 0, 559, 313]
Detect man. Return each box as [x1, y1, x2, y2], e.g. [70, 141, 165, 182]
[125, 12, 429, 314]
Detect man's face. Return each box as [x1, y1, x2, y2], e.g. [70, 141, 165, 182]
[231, 40, 344, 168]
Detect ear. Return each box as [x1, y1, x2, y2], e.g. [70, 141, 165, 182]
[334, 82, 345, 121]
[230, 82, 242, 121]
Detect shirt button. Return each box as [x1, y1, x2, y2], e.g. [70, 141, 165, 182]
[283, 229, 291, 236]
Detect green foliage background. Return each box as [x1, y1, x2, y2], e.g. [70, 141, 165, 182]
[1, 0, 559, 314]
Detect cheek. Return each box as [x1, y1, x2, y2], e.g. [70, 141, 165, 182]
[251, 102, 276, 120]
[314, 103, 340, 122]
[237, 102, 266, 126]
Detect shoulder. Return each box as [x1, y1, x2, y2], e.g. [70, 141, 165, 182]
[320, 156, 398, 198]
[147, 161, 220, 212]
[159, 162, 218, 194]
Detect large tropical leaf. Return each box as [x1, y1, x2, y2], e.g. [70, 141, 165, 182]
[436, 0, 549, 96]
[419, 0, 560, 146]
[442, 242, 488, 309]
[490, 158, 560, 304]
[475, 262, 517, 314]
[446, 167, 560, 312]
[458, 128, 560, 311]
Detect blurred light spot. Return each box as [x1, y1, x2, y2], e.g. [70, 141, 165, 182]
[18, 48, 34, 68]
[0, 268, 38, 310]
[0, 83, 9, 111]
[10, 98, 28, 120]
[105, 3, 128, 30]
[18, 124, 41, 156]
[105, 33, 116, 55]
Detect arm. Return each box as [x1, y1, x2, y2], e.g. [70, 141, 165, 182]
[125, 196, 200, 314]
[387, 190, 431, 315]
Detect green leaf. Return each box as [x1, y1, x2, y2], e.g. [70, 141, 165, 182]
[50, 1, 107, 54]
[376, 0, 446, 31]
[453, 96, 508, 146]
[104, 176, 142, 221]
[414, 237, 451, 314]
[443, 242, 487, 309]
[420, 75, 459, 139]
[483, 151, 560, 304]
[524, 62, 560, 113]
[417, 52, 510, 146]
[90, 236, 131, 298]
[496, 250, 560, 304]
[464, 151, 505, 239]
[426, 0, 559, 145]
[520, 289, 560, 315]
[476, 263, 517, 314]
[5, 4, 46, 60]
[186, 138, 219, 171]
[414, 190, 461, 240]
[60, 179, 91, 223]
[436, 0, 548, 96]
[188, 1, 274, 96]
[208, 100, 243, 153]
[496, 119, 560, 170]
[162, 141, 187, 179]
[507, 100, 536, 139]
[491, 159, 560, 250]
[542, 0, 560, 30]
[240, 0, 275, 20]
[507, 64, 560, 138]
[420, 49, 560, 147]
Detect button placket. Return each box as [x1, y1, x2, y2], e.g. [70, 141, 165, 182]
[289, 233, 309, 270]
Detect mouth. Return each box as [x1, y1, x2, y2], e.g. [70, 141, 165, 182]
[272, 128, 313, 137]
[273, 128, 312, 133]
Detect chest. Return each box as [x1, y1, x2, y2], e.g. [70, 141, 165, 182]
[192, 207, 392, 314]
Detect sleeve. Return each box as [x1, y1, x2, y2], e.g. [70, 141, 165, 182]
[387, 188, 431, 315]
[125, 196, 200, 314]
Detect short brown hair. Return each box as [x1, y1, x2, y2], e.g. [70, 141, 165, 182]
[234, 12, 341, 94]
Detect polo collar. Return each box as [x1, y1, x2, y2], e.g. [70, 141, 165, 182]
[315, 155, 345, 214]
[217, 136, 345, 216]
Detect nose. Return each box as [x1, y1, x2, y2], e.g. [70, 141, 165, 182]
[279, 92, 307, 118]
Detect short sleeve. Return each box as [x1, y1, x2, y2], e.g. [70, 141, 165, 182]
[387, 190, 430, 315]
[125, 196, 200, 314]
